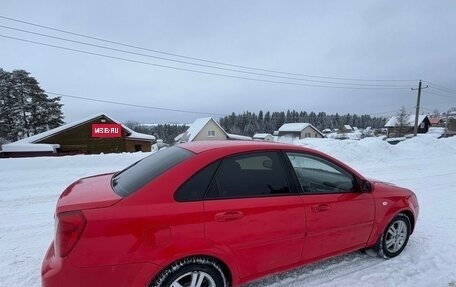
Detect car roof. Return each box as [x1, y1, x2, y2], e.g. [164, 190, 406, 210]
[177, 140, 310, 154]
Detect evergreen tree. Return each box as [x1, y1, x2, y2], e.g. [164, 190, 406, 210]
[218, 110, 386, 136]
[0, 69, 64, 141]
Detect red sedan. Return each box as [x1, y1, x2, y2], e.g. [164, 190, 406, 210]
[41, 141, 419, 287]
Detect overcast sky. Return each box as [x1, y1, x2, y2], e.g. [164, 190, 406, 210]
[2, 1, 455, 124]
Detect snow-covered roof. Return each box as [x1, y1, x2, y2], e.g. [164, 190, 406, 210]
[126, 129, 156, 141]
[428, 117, 442, 125]
[253, 133, 272, 139]
[10, 113, 155, 145]
[174, 133, 184, 142]
[385, 115, 428, 127]
[344, 125, 353, 130]
[278, 123, 311, 132]
[278, 123, 324, 137]
[1, 143, 59, 152]
[182, 117, 227, 142]
[227, 133, 252, 141]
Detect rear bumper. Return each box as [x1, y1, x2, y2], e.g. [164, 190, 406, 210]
[41, 242, 162, 287]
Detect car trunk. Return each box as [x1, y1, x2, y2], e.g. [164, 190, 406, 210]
[56, 173, 122, 214]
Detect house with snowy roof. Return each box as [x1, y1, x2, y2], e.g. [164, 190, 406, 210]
[342, 125, 353, 133]
[384, 115, 430, 137]
[277, 123, 324, 139]
[252, 133, 274, 141]
[175, 117, 251, 143]
[1, 113, 156, 157]
[429, 117, 444, 127]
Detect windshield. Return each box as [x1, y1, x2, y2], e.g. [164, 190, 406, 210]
[112, 146, 194, 197]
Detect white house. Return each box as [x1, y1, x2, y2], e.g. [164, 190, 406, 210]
[278, 123, 324, 139]
[176, 117, 251, 143]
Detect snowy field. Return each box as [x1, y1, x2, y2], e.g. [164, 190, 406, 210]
[1, 135, 456, 287]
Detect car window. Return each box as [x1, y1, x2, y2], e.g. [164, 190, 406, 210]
[206, 152, 292, 199]
[175, 160, 221, 202]
[112, 146, 194, 197]
[286, 152, 354, 193]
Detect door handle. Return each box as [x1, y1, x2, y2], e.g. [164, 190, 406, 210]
[311, 204, 330, 212]
[215, 211, 244, 222]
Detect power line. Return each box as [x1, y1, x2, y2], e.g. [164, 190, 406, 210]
[47, 91, 227, 116]
[0, 14, 418, 83]
[424, 80, 456, 93]
[368, 106, 416, 116]
[425, 90, 456, 100]
[49, 90, 411, 119]
[0, 24, 412, 88]
[0, 34, 413, 90]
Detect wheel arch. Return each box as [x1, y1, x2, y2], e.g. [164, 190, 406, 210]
[399, 209, 415, 234]
[368, 207, 416, 247]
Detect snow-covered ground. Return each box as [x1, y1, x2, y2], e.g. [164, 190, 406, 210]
[1, 135, 456, 286]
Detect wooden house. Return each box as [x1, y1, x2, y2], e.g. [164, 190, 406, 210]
[384, 115, 430, 137]
[1, 113, 156, 157]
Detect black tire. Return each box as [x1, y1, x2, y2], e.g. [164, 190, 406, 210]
[150, 257, 229, 287]
[379, 214, 411, 258]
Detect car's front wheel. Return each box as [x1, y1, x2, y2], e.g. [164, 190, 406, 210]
[150, 257, 229, 287]
[380, 213, 411, 258]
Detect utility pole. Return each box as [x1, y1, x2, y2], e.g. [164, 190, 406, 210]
[411, 80, 428, 136]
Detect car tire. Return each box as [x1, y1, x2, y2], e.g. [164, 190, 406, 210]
[150, 257, 230, 287]
[379, 213, 411, 258]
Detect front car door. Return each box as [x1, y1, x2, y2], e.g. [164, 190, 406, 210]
[284, 152, 375, 261]
[204, 151, 306, 280]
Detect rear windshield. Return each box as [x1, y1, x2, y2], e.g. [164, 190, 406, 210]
[112, 146, 193, 197]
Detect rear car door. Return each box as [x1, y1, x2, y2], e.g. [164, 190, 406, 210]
[285, 152, 375, 261]
[204, 151, 306, 280]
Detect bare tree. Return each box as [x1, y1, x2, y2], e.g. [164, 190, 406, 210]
[395, 106, 410, 137]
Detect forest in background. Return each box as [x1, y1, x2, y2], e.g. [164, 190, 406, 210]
[219, 110, 386, 136]
[126, 110, 387, 143]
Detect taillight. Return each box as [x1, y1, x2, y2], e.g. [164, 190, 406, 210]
[55, 210, 87, 257]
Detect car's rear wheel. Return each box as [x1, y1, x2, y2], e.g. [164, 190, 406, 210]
[150, 257, 229, 287]
[380, 213, 411, 258]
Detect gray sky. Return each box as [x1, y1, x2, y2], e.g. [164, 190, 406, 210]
[2, 0, 455, 124]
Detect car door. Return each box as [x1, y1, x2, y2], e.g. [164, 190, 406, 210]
[204, 151, 306, 280]
[284, 152, 375, 261]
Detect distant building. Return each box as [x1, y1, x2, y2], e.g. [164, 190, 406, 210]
[429, 117, 444, 127]
[1, 113, 156, 158]
[278, 123, 324, 139]
[322, 128, 332, 134]
[175, 117, 251, 143]
[252, 133, 274, 141]
[342, 125, 353, 133]
[384, 115, 430, 137]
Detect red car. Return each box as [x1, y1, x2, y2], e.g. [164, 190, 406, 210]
[41, 141, 419, 287]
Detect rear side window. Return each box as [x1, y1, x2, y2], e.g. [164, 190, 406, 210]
[174, 160, 221, 202]
[206, 152, 292, 199]
[112, 147, 193, 197]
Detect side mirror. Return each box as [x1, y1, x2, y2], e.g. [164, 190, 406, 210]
[362, 180, 372, 192]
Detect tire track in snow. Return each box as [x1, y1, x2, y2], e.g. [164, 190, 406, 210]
[245, 252, 385, 287]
